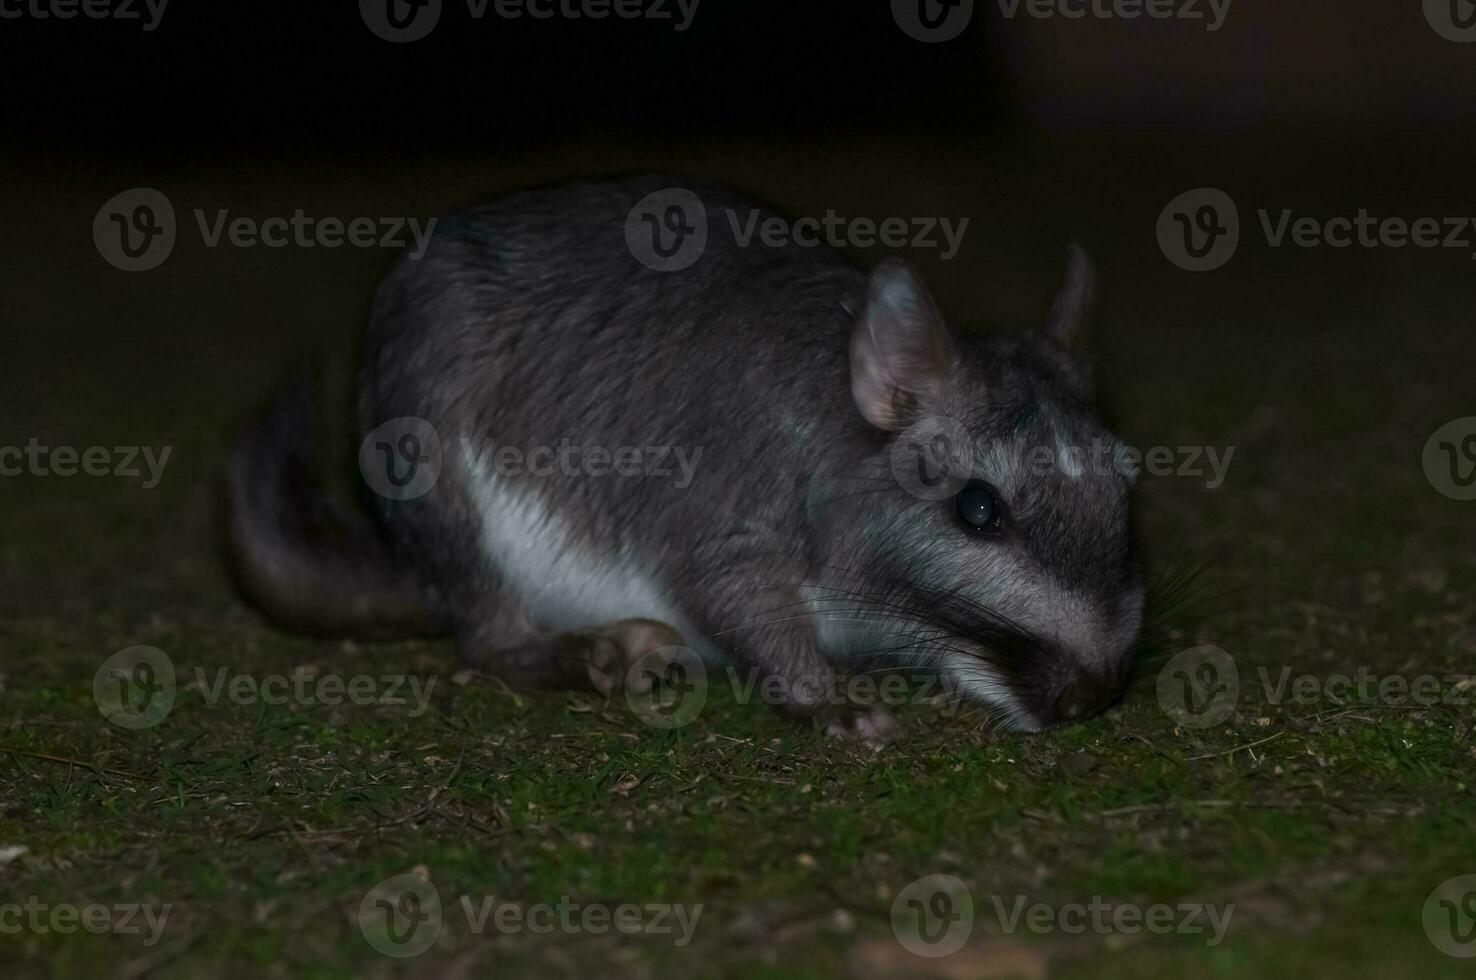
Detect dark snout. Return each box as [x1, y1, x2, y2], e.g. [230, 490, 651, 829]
[1042, 662, 1132, 726]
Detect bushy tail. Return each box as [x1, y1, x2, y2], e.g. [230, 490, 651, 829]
[226, 368, 449, 640]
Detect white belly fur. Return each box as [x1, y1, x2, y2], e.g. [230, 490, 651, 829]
[459, 440, 711, 655]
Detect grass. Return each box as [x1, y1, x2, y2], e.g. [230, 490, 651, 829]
[2, 131, 1474, 978]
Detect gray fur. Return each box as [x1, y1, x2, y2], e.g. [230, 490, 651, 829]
[230, 176, 1143, 730]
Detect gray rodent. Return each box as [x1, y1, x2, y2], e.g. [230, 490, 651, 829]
[227, 176, 1143, 739]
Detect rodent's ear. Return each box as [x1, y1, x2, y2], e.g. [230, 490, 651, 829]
[1043, 243, 1095, 348]
[850, 258, 956, 432]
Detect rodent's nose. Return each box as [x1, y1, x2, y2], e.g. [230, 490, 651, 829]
[1053, 673, 1118, 723]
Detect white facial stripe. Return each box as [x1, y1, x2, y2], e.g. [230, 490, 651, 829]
[1056, 445, 1084, 480]
[1003, 401, 1136, 488]
[805, 582, 1042, 731]
[1042, 407, 1087, 482]
[892, 532, 1125, 664]
[459, 440, 704, 649]
[943, 656, 1041, 731]
[957, 545, 1115, 665]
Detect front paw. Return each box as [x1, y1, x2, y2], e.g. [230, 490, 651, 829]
[822, 703, 902, 746]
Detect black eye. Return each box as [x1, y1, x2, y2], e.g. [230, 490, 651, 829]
[955, 482, 1001, 532]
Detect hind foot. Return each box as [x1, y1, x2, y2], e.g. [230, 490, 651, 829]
[460, 615, 686, 694]
[822, 703, 902, 746]
[583, 618, 687, 696]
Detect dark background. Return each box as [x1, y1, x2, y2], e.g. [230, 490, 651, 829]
[2, 0, 1474, 604]
[6, 2, 1004, 155]
[8, 0, 1472, 158]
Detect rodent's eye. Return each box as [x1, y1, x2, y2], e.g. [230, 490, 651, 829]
[955, 482, 1002, 533]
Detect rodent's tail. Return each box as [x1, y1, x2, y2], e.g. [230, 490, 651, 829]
[226, 367, 450, 641]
